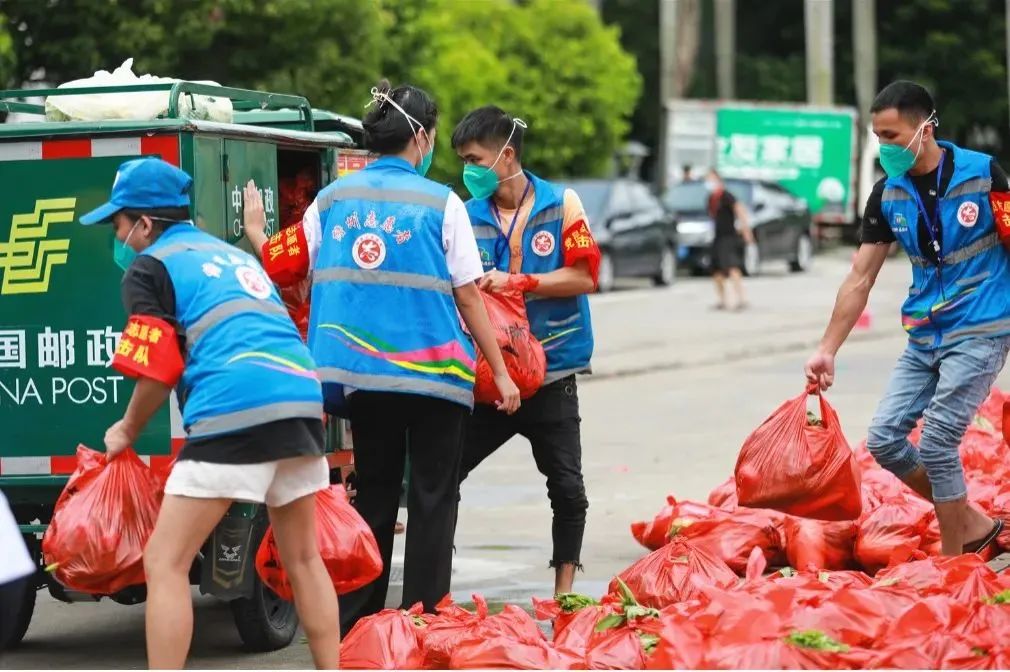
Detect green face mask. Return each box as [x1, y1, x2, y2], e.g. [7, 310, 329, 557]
[462, 163, 500, 200]
[878, 112, 936, 178]
[460, 117, 528, 200]
[417, 146, 434, 178]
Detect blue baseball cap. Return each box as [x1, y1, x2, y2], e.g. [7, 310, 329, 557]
[80, 157, 193, 225]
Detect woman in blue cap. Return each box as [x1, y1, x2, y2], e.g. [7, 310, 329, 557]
[80, 157, 339, 669]
[244, 80, 520, 634]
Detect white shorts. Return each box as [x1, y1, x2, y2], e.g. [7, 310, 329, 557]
[164, 456, 329, 508]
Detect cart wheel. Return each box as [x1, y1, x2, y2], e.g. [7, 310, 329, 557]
[229, 512, 298, 652]
[230, 579, 298, 652]
[1, 536, 38, 650]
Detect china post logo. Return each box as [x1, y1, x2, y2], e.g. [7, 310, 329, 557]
[0, 198, 76, 295]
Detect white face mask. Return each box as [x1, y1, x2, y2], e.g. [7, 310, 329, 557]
[704, 178, 719, 192]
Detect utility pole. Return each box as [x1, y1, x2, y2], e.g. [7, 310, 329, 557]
[657, 0, 678, 191]
[714, 0, 736, 100]
[805, 0, 834, 105]
[852, 0, 877, 120]
[1006, 0, 1010, 135]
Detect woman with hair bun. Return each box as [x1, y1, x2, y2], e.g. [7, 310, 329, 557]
[245, 80, 520, 633]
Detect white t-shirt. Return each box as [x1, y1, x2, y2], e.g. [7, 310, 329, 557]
[303, 191, 485, 288]
[0, 491, 34, 585]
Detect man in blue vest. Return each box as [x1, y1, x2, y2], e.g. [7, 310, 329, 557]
[806, 81, 1010, 557]
[80, 158, 339, 669]
[452, 106, 600, 593]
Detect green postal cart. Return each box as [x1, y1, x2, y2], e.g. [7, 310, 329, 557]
[0, 82, 363, 652]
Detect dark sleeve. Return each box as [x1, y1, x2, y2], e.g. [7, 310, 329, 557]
[723, 191, 737, 209]
[120, 256, 185, 348]
[859, 178, 895, 244]
[991, 159, 1010, 192]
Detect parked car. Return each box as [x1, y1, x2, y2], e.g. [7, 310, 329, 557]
[663, 178, 815, 276]
[568, 178, 678, 292]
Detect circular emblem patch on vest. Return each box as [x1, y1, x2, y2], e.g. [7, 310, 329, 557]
[958, 201, 980, 228]
[353, 233, 386, 270]
[236, 265, 272, 300]
[532, 231, 556, 257]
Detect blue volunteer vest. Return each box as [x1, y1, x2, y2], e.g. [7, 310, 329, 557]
[143, 224, 323, 439]
[466, 171, 594, 383]
[309, 156, 477, 415]
[881, 141, 1010, 349]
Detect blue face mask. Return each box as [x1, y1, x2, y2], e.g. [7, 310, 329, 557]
[113, 221, 140, 271]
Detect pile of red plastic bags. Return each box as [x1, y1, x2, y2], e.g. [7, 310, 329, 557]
[337, 386, 1010, 669]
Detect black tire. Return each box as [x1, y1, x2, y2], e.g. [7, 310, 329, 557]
[653, 246, 677, 286]
[229, 512, 299, 652]
[597, 250, 615, 293]
[789, 233, 814, 273]
[1, 536, 38, 651]
[743, 241, 761, 277]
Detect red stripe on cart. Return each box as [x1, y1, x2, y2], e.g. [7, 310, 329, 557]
[41, 139, 92, 160]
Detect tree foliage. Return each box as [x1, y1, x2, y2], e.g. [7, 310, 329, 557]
[1, 0, 640, 182]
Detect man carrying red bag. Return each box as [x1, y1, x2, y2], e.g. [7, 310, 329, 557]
[451, 106, 600, 594]
[79, 158, 339, 669]
[806, 81, 1010, 557]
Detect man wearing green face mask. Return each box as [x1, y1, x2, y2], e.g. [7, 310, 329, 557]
[806, 80, 1010, 558]
[452, 106, 600, 594]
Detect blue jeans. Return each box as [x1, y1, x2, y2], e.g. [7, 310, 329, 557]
[866, 336, 1010, 502]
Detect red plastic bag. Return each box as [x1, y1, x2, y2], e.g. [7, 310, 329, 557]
[255, 485, 381, 600]
[734, 386, 862, 521]
[583, 627, 649, 670]
[473, 280, 546, 405]
[629, 496, 722, 551]
[868, 632, 973, 670]
[422, 595, 546, 669]
[675, 509, 785, 574]
[611, 538, 737, 609]
[855, 496, 940, 574]
[641, 614, 706, 670]
[449, 636, 573, 670]
[42, 445, 160, 594]
[787, 586, 891, 647]
[784, 517, 858, 571]
[340, 603, 428, 670]
[707, 475, 738, 509]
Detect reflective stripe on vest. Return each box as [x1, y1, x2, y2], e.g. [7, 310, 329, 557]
[318, 367, 473, 407]
[544, 367, 590, 385]
[908, 232, 999, 268]
[317, 186, 448, 213]
[313, 266, 453, 295]
[188, 400, 321, 437]
[881, 188, 913, 202]
[943, 316, 1010, 344]
[528, 205, 564, 230]
[947, 177, 992, 198]
[149, 241, 233, 261]
[185, 298, 290, 350]
[473, 224, 499, 240]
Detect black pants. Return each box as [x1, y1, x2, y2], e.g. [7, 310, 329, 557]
[338, 391, 466, 636]
[459, 376, 588, 567]
[0, 576, 28, 651]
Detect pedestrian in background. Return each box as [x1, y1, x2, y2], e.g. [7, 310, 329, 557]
[706, 169, 754, 311]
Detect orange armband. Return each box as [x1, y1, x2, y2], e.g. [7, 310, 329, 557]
[562, 219, 602, 287]
[261, 223, 310, 287]
[112, 315, 184, 386]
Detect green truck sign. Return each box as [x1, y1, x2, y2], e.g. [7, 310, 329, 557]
[716, 106, 856, 223]
[665, 100, 858, 226]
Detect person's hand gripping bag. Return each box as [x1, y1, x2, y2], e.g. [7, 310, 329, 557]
[255, 484, 382, 600]
[734, 385, 862, 521]
[41, 445, 160, 594]
[473, 275, 546, 404]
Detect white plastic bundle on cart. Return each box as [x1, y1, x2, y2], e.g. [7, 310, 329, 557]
[45, 58, 233, 123]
